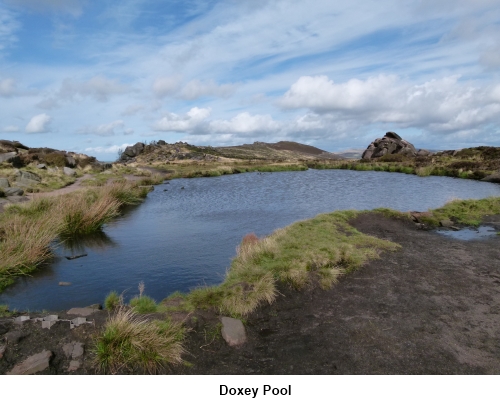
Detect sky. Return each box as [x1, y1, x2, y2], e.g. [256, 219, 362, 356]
[1, 0, 500, 160]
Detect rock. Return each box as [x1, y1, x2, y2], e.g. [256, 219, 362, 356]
[123, 142, 145, 158]
[68, 360, 81, 372]
[0, 320, 12, 335]
[362, 132, 417, 159]
[0, 178, 9, 188]
[7, 350, 53, 375]
[6, 195, 28, 203]
[58, 281, 72, 286]
[221, 317, 247, 346]
[65, 156, 76, 167]
[440, 219, 454, 227]
[63, 341, 84, 359]
[36, 164, 47, 170]
[157, 140, 166, 145]
[4, 187, 24, 196]
[0, 152, 17, 163]
[15, 170, 41, 187]
[410, 211, 432, 223]
[4, 330, 28, 344]
[481, 171, 500, 184]
[67, 307, 98, 316]
[417, 149, 431, 156]
[0, 344, 5, 359]
[87, 303, 102, 310]
[63, 167, 76, 176]
[14, 316, 30, 324]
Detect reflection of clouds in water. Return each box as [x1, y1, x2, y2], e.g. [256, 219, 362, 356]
[60, 231, 116, 255]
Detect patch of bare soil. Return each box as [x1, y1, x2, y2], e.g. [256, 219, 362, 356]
[1, 213, 499, 374]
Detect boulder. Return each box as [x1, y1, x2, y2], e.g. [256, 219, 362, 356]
[36, 163, 47, 170]
[4, 187, 24, 196]
[63, 167, 76, 176]
[123, 142, 145, 158]
[417, 149, 431, 156]
[362, 132, 417, 159]
[0, 178, 9, 188]
[15, 170, 41, 187]
[0, 151, 17, 163]
[65, 156, 76, 167]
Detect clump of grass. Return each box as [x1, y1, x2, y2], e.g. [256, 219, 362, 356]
[104, 291, 122, 310]
[130, 296, 157, 313]
[102, 182, 149, 205]
[427, 196, 500, 226]
[137, 173, 165, 186]
[93, 308, 184, 374]
[0, 304, 10, 317]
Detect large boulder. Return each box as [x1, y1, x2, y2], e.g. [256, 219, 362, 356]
[63, 167, 76, 176]
[0, 151, 17, 163]
[122, 142, 145, 159]
[0, 178, 9, 188]
[362, 132, 417, 159]
[15, 170, 41, 187]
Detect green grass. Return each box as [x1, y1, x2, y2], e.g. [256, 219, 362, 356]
[178, 210, 400, 316]
[130, 295, 158, 313]
[104, 291, 121, 310]
[93, 308, 185, 374]
[424, 197, 500, 226]
[0, 304, 9, 317]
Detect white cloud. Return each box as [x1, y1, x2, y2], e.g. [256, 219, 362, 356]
[85, 143, 133, 154]
[0, 6, 20, 52]
[121, 104, 144, 116]
[25, 113, 52, 133]
[77, 120, 125, 136]
[0, 78, 16, 97]
[153, 107, 211, 132]
[280, 74, 500, 134]
[2, 125, 19, 133]
[210, 112, 281, 134]
[58, 76, 129, 102]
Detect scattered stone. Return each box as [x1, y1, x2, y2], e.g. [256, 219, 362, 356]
[7, 350, 53, 375]
[0, 320, 12, 335]
[221, 317, 247, 346]
[14, 315, 30, 324]
[0, 152, 17, 163]
[63, 167, 76, 176]
[65, 253, 87, 260]
[15, 170, 41, 187]
[70, 317, 89, 329]
[36, 164, 47, 169]
[0, 178, 9, 188]
[87, 303, 102, 310]
[6, 195, 28, 203]
[417, 149, 432, 156]
[63, 341, 84, 359]
[68, 360, 81, 372]
[41, 320, 57, 329]
[43, 315, 59, 321]
[59, 281, 72, 286]
[440, 219, 454, 227]
[4, 187, 24, 196]
[0, 344, 5, 359]
[362, 132, 417, 159]
[4, 330, 28, 344]
[67, 307, 98, 316]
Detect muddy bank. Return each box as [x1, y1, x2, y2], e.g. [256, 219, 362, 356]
[1, 213, 499, 374]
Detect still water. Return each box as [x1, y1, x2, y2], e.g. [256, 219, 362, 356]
[2, 169, 500, 311]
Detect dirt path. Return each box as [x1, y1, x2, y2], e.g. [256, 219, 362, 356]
[26, 174, 94, 200]
[1, 213, 499, 374]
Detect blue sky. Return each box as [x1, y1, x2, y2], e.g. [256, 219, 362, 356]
[1, 0, 500, 160]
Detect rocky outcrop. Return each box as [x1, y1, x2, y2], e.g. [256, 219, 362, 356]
[481, 171, 500, 183]
[362, 132, 418, 159]
[121, 142, 145, 161]
[15, 170, 41, 187]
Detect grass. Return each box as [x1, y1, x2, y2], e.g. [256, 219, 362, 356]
[175, 210, 400, 317]
[423, 196, 500, 226]
[0, 165, 80, 192]
[0, 304, 9, 317]
[0, 181, 152, 291]
[130, 295, 158, 313]
[104, 291, 122, 310]
[93, 308, 184, 374]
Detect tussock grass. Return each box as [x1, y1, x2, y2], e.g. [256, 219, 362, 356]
[130, 295, 158, 313]
[94, 308, 184, 374]
[0, 181, 152, 291]
[183, 211, 400, 316]
[426, 196, 500, 226]
[0, 304, 9, 317]
[104, 291, 122, 310]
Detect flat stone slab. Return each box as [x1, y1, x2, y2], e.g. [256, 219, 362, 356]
[7, 350, 52, 375]
[68, 360, 81, 372]
[14, 315, 30, 324]
[221, 317, 247, 346]
[63, 341, 84, 359]
[67, 307, 97, 316]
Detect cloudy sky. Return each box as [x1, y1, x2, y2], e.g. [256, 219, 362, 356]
[1, 0, 499, 160]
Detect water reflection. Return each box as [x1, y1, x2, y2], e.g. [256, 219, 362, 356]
[60, 231, 116, 255]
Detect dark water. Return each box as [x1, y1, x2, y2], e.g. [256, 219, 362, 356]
[2, 169, 500, 311]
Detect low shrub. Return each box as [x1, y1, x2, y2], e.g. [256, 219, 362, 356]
[43, 152, 67, 167]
